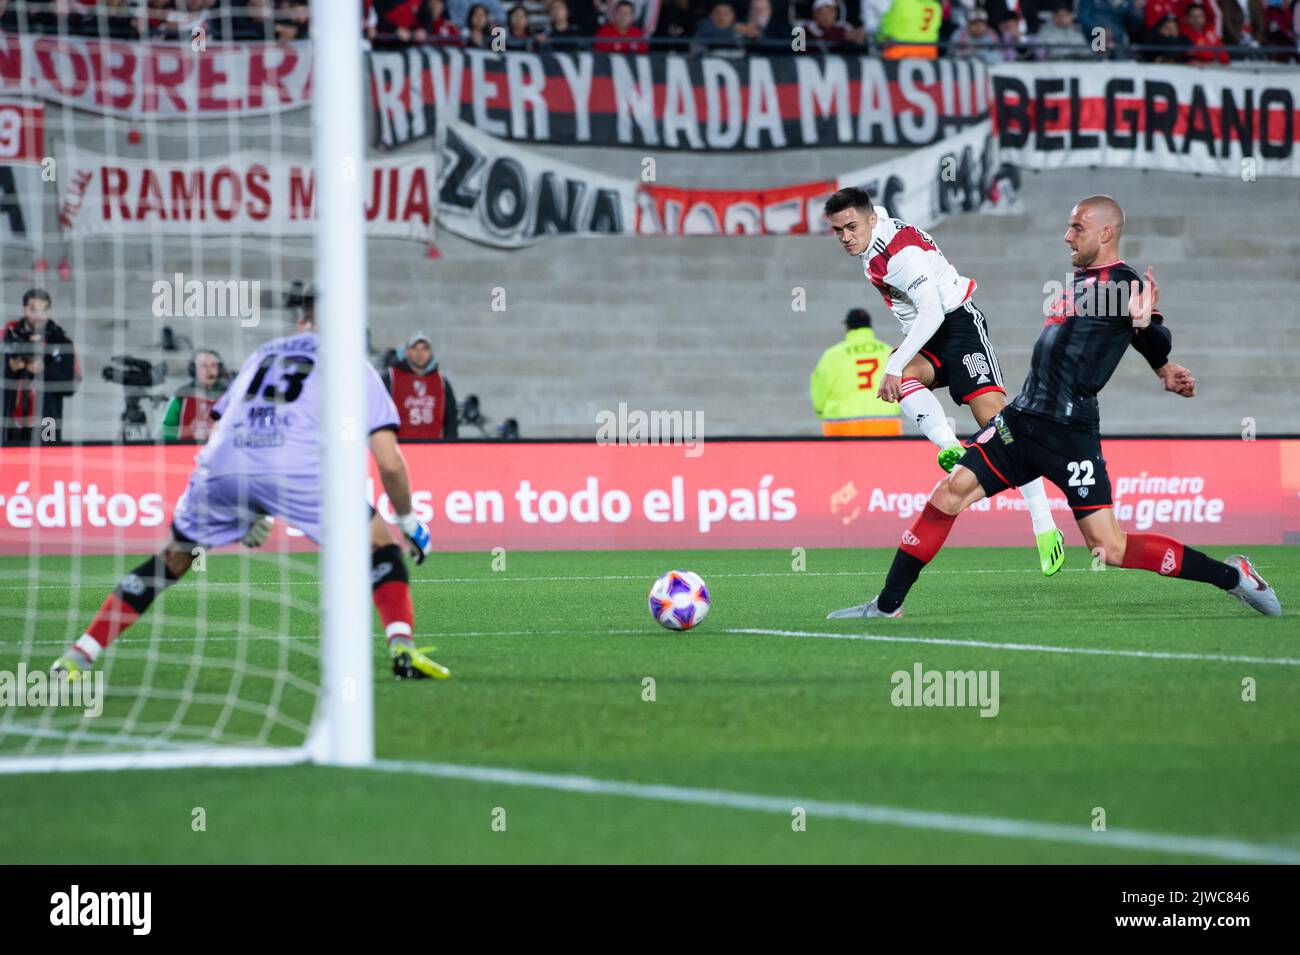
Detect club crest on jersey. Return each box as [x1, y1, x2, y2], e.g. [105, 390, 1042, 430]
[1045, 292, 1075, 326]
[1160, 548, 1178, 575]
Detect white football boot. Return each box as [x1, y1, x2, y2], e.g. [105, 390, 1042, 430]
[826, 596, 903, 620]
[1225, 555, 1282, 617]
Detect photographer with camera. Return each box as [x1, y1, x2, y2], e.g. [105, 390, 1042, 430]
[160, 349, 230, 443]
[382, 331, 459, 440]
[3, 289, 81, 446]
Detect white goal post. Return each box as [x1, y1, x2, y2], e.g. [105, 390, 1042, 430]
[0, 1, 373, 774]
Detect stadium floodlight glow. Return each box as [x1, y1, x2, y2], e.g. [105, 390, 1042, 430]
[0, 3, 373, 774]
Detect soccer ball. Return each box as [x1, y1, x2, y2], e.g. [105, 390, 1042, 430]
[648, 570, 711, 631]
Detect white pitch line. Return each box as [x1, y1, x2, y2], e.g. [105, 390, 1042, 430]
[368, 758, 1300, 864]
[2, 626, 1297, 668]
[723, 628, 1300, 667]
[0, 722, 195, 751]
[0, 567, 1104, 591]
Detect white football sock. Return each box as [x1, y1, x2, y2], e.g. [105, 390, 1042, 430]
[1018, 478, 1057, 536]
[898, 381, 960, 449]
[75, 634, 102, 663]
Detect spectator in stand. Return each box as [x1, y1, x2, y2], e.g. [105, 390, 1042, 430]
[735, 0, 794, 49]
[373, 0, 430, 43]
[805, 0, 859, 45]
[540, 0, 586, 44]
[656, 0, 705, 49]
[994, 7, 1027, 57]
[569, 0, 608, 34]
[1220, 0, 1265, 44]
[860, 0, 895, 38]
[948, 0, 1013, 30]
[447, 0, 507, 28]
[269, 0, 309, 38]
[0, 0, 51, 33]
[879, 0, 944, 58]
[160, 350, 229, 444]
[1143, 10, 1193, 57]
[382, 333, 459, 441]
[2, 289, 80, 447]
[1018, 0, 1058, 34]
[595, 0, 650, 50]
[428, 0, 465, 40]
[505, 2, 536, 45]
[1183, 1, 1230, 59]
[694, 0, 745, 51]
[1077, 0, 1135, 44]
[144, 0, 212, 38]
[464, 2, 493, 44]
[1260, 0, 1296, 58]
[71, 0, 145, 38]
[1034, 1, 1090, 56]
[221, 0, 276, 39]
[951, 6, 1005, 59]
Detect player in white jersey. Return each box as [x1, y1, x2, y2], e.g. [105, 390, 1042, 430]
[52, 293, 450, 681]
[824, 186, 1065, 576]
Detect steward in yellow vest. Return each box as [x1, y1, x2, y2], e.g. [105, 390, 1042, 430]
[810, 309, 903, 436]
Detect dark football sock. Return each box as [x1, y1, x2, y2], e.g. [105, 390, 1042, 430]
[876, 503, 959, 612]
[877, 551, 926, 614]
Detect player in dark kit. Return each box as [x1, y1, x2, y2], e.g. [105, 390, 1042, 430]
[827, 195, 1282, 619]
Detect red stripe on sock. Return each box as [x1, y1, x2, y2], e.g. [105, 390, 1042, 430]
[1122, 533, 1184, 576]
[374, 580, 414, 640]
[899, 502, 957, 564]
[85, 593, 139, 649]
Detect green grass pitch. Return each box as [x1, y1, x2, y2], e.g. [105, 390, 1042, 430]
[0, 544, 1296, 863]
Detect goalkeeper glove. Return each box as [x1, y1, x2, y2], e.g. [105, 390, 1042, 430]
[397, 512, 431, 565]
[241, 513, 272, 548]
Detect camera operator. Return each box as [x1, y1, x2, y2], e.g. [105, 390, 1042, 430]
[382, 331, 458, 440]
[160, 349, 230, 443]
[3, 289, 81, 446]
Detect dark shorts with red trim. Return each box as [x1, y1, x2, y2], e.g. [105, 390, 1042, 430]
[957, 407, 1113, 513]
[913, 300, 1007, 406]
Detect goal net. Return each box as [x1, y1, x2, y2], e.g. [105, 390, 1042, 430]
[0, 1, 372, 772]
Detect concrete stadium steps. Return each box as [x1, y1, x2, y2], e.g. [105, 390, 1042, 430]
[6, 100, 1298, 439]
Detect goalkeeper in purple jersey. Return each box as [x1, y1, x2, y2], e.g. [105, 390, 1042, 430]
[53, 293, 451, 681]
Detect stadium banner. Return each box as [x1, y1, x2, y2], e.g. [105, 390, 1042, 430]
[633, 119, 1015, 236]
[0, 99, 45, 246]
[372, 47, 990, 151]
[1, 439, 1295, 555]
[990, 63, 1300, 179]
[57, 146, 436, 242]
[0, 32, 312, 118]
[438, 117, 636, 247]
[836, 118, 1018, 230]
[636, 178, 837, 236]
